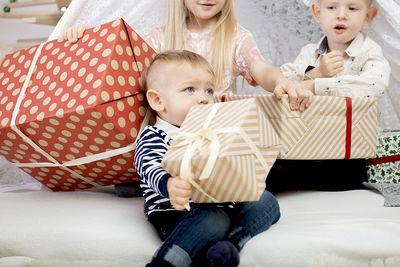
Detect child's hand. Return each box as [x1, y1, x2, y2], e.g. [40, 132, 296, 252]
[274, 78, 314, 111]
[63, 24, 87, 43]
[167, 176, 192, 210]
[319, 50, 344, 77]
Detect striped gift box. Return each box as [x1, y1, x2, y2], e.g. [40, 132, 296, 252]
[217, 94, 378, 159]
[162, 99, 281, 203]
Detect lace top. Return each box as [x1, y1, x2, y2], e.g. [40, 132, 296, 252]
[143, 24, 264, 94]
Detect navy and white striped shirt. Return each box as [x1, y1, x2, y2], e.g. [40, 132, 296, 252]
[134, 117, 180, 216]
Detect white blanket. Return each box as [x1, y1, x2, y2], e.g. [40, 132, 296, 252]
[1, 188, 399, 267]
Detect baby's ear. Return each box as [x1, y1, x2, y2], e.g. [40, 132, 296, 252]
[364, 6, 378, 27]
[146, 89, 164, 112]
[310, 3, 321, 24]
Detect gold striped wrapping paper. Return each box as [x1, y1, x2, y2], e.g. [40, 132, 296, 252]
[217, 94, 378, 159]
[162, 99, 281, 203]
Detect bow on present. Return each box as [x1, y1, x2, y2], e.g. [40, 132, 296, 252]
[165, 103, 270, 210]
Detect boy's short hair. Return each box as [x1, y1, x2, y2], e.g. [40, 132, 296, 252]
[141, 50, 215, 92]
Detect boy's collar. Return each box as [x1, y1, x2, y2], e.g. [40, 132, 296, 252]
[317, 36, 329, 55]
[154, 116, 179, 134]
[343, 32, 365, 57]
[316, 32, 365, 57]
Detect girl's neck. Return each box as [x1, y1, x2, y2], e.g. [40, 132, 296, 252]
[186, 14, 217, 34]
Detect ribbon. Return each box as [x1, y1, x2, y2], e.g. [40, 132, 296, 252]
[367, 154, 400, 165]
[8, 43, 152, 188]
[166, 103, 270, 210]
[344, 97, 352, 159]
[221, 94, 227, 102]
[12, 106, 152, 187]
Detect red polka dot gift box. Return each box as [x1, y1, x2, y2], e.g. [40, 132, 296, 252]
[0, 19, 155, 191]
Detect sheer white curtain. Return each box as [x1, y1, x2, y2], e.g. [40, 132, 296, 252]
[363, 0, 400, 131]
[73, 0, 166, 36]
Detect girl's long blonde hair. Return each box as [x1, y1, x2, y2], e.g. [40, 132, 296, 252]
[163, 0, 236, 88]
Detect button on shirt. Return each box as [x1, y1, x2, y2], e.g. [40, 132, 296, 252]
[280, 32, 391, 98]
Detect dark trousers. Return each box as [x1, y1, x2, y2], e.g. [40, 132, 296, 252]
[266, 159, 368, 194]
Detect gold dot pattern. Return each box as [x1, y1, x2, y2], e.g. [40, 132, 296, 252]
[0, 45, 39, 128]
[12, 18, 151, 124]
[0, 19, 154, 191]
[5, 98, 144, 191]
[0, 128, 51, 165]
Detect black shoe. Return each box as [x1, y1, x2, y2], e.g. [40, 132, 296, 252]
[114, 182, 142, 197]
[206, 241, 240, 267]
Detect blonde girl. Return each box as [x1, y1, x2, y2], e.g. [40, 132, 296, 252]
[144, 0, 313, 107]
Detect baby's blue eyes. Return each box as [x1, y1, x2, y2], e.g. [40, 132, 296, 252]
[185, 87, 194, 93]
[184, 87, 214, 95]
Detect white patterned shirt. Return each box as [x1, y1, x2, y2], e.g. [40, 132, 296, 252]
[280, 32, 391, 98]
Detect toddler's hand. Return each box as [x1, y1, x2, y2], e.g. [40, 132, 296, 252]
[167, 176, 192, 210]
[63, 24, 87, 43]
[319, 50, 344, 77]
[274, 78, 314, 111]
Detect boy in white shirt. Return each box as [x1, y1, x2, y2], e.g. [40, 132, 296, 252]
[281, 0, 391, 98]
[267, 0, 391, 195]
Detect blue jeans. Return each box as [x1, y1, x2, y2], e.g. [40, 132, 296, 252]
[149, 190, 280, 267]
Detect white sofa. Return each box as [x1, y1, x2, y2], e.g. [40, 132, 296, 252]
[1, 180, 400, 267]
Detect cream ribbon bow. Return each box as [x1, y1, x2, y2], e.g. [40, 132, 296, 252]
[165, 103, 270, 210]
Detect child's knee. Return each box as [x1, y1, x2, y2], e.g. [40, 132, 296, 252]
[260, 191, 281, 222]
[262, 190, 280, 207]
[194, 207, 231, 237]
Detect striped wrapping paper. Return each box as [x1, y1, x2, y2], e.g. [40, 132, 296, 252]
[217, 94, 378, 159]
[162, 99, 281, 203]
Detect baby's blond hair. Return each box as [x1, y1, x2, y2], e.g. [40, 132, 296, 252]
[141, 50, 215, 92]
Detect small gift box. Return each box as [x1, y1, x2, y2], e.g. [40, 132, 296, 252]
[217, 94, 378, 159]
[162, 99, 281, 203]
[366, 132, 400, 207]
[367, 132, 400, 183]
[0, 19, 155, 191]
